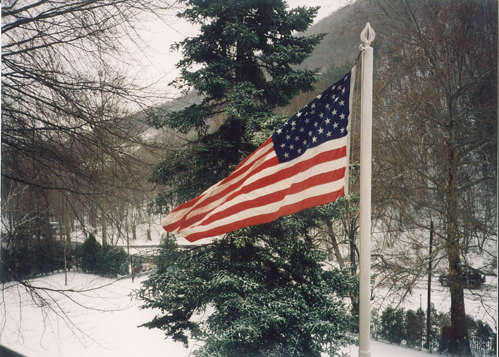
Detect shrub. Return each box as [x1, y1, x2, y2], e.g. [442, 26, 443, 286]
[1, 239, 67, 282]
[96, 245, 128, 277]
[473, 320, 495, 354]
[405, 308, 425, 348]
[81, 233, 101, 273]
[1, 244, 35, 282]
[380, 306, 405, 344]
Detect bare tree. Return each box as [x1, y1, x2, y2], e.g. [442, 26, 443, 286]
[371, 0, 497, 354]
[1, 0, 179, 249]
[1, 0, 177, 343]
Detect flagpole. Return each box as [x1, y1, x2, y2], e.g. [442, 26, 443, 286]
[359, 23, 375, 357]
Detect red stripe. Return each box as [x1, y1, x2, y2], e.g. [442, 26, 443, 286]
[219, 137, 274, 183]
[163, 140, 274, 231]
[181, 187, 345, 242]
[196, 167, 345, 228]
[179, 154, 279, 220]
[176, 146, 346, 231]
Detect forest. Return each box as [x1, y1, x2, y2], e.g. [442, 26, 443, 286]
[1, 0, 497, 356]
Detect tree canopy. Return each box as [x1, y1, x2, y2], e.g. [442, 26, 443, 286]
[149, 0, 327, 212]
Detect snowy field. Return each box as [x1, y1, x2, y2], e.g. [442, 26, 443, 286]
[371, 276, 498, 330]
[1, 270, 495, 357]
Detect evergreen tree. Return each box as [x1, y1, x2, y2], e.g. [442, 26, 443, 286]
[405, 308, 425, 349]
[81, 233, 101, 274]
[140, 212, 355, 356]
[149, 0, 326, 210]
[141, 1, 354, 355]
[380, 307, 405, 345]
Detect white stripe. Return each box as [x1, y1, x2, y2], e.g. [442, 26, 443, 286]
[161, 141, 274, 227]
[183, 137, 347, 222]
[180, 143, 276, 220]
[181, 177, 345, 237]
[191, 154, 347, 227]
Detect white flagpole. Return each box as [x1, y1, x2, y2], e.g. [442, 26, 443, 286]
[359, 23, 375, 357]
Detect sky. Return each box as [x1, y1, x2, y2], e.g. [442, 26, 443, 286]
[133, 0, 354, 100]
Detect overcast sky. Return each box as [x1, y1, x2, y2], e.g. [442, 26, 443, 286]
[133, 0, 353, 99]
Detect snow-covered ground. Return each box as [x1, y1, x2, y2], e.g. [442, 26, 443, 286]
[1, 270, 495, 357]
[371, 277, 498, 330]
[1, 273, 189, 357]
[1, 219, 496, 356]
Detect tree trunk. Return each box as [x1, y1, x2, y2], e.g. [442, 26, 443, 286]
[446, 108, 471, 356]
[327, 222, 345, 268]
[101, 210, 107, 246]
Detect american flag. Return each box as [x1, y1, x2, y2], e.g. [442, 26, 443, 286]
[162, 68, 355, 242]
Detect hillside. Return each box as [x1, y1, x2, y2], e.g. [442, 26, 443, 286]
[298, 0, 374, 75]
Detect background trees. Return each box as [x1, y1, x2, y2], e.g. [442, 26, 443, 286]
[371, 0, 497, 355]
[1, 0, 176, 340]
[1, 0, 174, 267]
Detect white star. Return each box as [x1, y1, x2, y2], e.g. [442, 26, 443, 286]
[333, 122, 339, 128]
[326, 131, 332, 137]
[325, 118, 331, 124]
[277, 128, 282, 134]
[289, 144, 294, 150]
[340, 127, 345, 133]
[296, 112, 302, 117]
[318, 128, 324, 134]
[284, 152, 289, 158]
[340, 113, 346, 119]
[294, 136, 299, 141]
[332, 109, 337, 115]
[308, 131, 313, 136]
[312, 136, 317, 143]
[319, 112, 324, 118]
[305, 118, 310, 124]
[339, 100, 345, 106]
[299, 127, 305, 133]
[281, 143, 286, 148]
[303, 140, 307, 145]
[313, 122, 318, 127]
[286, 134, 291, 140]
[297, 148, 302, 154]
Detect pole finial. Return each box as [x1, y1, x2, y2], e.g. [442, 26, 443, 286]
[360, 23, 375, 46]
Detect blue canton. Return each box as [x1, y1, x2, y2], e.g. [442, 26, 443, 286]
[272, 72, 352, 163]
